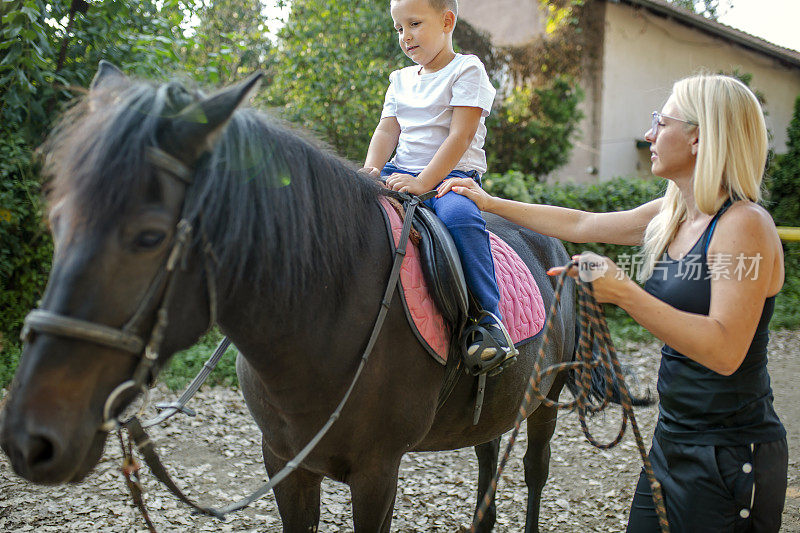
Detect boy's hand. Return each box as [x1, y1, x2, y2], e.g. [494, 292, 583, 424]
[385, 173, 428, 195]
[358, 167, 381, 179]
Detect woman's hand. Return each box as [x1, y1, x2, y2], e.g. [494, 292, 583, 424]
[547, 252, 633, 304]
[436, 177, 494, 210]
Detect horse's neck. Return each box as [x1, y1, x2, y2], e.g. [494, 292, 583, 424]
[218, 195, 389, 375]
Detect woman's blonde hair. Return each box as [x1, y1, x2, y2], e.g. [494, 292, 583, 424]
[639, 74, 768, 279]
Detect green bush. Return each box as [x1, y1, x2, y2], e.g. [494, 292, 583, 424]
[160, 328, 240, 390]
[483, 171, 666, 261]
[766, 95, 800, 227]
[766, 94, 800, 329]
[0, 134, 53, 361]
[487, 76, 584, 178]
[773, 242, 800, 330]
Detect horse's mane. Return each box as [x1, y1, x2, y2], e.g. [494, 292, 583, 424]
[42, 77, 381, 306]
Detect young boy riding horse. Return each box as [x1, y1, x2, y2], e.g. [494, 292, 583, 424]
[362, 0, 514, 371]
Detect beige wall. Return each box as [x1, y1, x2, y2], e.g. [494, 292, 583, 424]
[458, 0, 545, 46]
[463, 1, 800, 184]
[593, 2, 800, 182]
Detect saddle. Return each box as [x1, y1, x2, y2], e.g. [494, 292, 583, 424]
[410, 203, 470, 334]
[379, 194, 531, 368]
[378, 193, 546, 422]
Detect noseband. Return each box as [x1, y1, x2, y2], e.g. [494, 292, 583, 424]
[20, 147, 216, 431]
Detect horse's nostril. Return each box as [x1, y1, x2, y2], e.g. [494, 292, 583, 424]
[27, 434, 57, 467]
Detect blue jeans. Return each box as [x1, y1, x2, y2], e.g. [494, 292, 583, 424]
[381, 162, 501, 320]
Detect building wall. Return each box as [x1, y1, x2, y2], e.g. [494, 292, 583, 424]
[463, 0, 800, 184]
[595, 2, 800, 181]
[458, 0, 545, 46]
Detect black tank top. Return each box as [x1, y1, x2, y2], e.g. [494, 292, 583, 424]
[643, 201, 785, 445]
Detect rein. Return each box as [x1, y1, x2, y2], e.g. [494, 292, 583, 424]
[117, 189, 433, 521]
[469, 265, 670, 533]
[24, 145, 437, 526]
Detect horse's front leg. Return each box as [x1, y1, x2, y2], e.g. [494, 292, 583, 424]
[473, 437, 500, 531]
[262, 437, 324, 532]
[348, 457, 402, 533]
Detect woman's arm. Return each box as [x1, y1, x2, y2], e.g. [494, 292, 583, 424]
[437, 178, 662, 245]
[565, 203, 783, 375]
[364, 117, 401, 172]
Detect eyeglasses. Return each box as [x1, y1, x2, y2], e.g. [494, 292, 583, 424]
[650, 111, 698, 136]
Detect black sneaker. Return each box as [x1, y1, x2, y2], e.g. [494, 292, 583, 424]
[468, 323, 513, 361]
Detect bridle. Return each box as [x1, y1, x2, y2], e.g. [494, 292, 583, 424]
[19, 145, 431, 521]
[20, 146, 217, 432]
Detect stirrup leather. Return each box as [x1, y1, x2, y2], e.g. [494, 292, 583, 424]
[461, 311, 518, 376]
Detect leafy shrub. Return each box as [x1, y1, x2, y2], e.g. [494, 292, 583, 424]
[766, 94, 800, 328]
[483, 171, 666, 261]
[773, 242, 800, 330]
[0, 134, 53, 360]
[160, 328, 240, 390]
[487, 76, 584, 178]
[765, 95, 800, 227]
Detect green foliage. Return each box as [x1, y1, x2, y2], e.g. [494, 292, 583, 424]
[773, 242, 800, 330]
[0, 0, 190, 386]
[180, 0, 276, 86]
[765, 94, 800, 329]
[766, 94, 800, 227]
[266, 0, 405, 161]
[668, 0, 731, 19]
[483, 171, 666, 260]
[0, 135, 52, 346]
[487, 76, 583, 177]
[160, 328, 240, 390]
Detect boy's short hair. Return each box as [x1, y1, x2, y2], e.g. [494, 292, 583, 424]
[428, 0, 458, 17]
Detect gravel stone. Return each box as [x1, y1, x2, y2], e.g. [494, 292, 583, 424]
[1, 331, 798, 531]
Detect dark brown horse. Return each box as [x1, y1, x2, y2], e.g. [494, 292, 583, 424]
[0, 64, 580, 531]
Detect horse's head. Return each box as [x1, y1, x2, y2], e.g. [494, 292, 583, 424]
[0, 63, 261, 483]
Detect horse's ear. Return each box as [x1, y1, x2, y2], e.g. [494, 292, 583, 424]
[163, 71, 264, 165]
[90, 60, 126, 92]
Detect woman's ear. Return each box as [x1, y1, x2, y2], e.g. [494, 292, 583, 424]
[690, 131, 699, 156]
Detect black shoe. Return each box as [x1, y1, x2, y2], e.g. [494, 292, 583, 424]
[467, 323, 512, 361]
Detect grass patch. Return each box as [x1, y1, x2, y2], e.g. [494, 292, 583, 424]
[772, 243, 800, 330]
[604, 308, 658, 346]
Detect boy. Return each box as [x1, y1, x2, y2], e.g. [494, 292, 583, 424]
[362, 0, 513, 367]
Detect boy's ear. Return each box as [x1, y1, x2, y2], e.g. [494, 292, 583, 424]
[443, 9, 456, 32]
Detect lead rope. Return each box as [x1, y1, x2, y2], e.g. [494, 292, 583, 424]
[469, 263, 669, 533]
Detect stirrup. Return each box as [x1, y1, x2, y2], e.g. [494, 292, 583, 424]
[461, 311, 518, 376]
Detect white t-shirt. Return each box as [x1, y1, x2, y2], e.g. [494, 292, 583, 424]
[381, 53, 496, 175]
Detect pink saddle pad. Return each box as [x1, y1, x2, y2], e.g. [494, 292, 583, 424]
[379, 197, 546, 363]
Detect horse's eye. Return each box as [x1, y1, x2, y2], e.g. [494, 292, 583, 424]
[135, 230, 166, 249]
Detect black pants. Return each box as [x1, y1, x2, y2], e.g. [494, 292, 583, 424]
[627, 435, 787, 533]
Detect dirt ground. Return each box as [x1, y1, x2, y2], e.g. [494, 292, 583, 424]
[0, 330, 797, 532]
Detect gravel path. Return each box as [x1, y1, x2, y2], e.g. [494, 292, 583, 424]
[1, 330, 797, 532]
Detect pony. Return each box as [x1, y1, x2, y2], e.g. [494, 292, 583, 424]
[1, 63, 579, 532]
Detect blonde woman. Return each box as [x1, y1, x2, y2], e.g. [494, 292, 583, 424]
[437, 74, 787, 532]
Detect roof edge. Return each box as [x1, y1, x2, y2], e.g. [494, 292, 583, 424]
[610, 0, 800, 69]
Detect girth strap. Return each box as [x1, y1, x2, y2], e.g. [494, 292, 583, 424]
[21, 309, 145, 354]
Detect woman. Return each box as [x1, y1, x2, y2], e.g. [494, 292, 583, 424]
[437, 74, 787, 532]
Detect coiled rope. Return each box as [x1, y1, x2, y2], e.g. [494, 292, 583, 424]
[469, 263, 669, 533]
